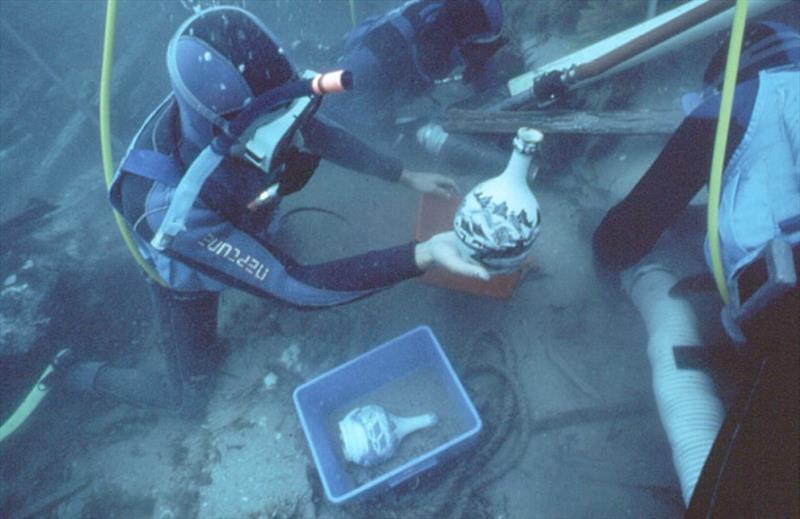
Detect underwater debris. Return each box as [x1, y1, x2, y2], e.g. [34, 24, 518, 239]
[528, 401, 655, 437]
[10, 478, 90, 519]
[263, 371, 278, 390]
[545, 341, 603, 402]
[80, 484, 156, 519]
[0, 271, 50, 356]
[279, 342, 302, 373]
[0, 198, 58, 244]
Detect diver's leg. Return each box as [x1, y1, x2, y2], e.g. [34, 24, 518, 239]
[146, 280, 222, 417]
[64, 361, 181, 410]
[63, 282, 222, 418]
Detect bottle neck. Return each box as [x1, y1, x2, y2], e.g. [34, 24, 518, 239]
[504, 148, 534, 187]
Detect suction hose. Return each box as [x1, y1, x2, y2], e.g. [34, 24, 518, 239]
[624, 265, 724, 505]
[416, 123, 508, 174]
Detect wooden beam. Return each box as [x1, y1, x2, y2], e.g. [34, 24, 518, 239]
[442, 108, 684, 135]
[1, 18, 126, 153]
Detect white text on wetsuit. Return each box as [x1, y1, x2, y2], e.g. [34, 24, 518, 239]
[199, 234, 268, 281]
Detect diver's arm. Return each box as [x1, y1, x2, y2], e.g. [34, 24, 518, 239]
[301, 115, 459, 197]
[300, 115, 404, 182]
[592, 116, 717, 272]
[151, 200, 419, 306]
[592, 80, 754, 273]
[146, 199, 488, 306]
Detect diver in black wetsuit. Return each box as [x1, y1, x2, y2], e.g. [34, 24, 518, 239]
[63, 6, 489, 418]
[593, 21, 799, 518]
[319, 0, 506, 142]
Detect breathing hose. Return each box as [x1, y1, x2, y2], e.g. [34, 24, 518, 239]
[100, 0, 167, 286]
[707, 0, 749, 304]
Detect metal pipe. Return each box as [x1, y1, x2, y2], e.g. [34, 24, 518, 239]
[0, 18, 117, 147]
[574, 0, 733, 81]
[498, 0, 787, 111]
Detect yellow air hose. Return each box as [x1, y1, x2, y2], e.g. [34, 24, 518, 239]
[1, 0, 175, 444]
[100, 0, 167, 287]
[707, 0, 749, 304]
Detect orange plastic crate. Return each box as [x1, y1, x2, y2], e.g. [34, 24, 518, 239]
[415, 193, 523, 299]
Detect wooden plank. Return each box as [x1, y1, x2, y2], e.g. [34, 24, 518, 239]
[0, 18, 126, 153]
[13, 478, 91, 519]
[442, 108, 684, 135]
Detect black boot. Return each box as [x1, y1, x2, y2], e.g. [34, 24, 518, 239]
[65, 361, 182, 410]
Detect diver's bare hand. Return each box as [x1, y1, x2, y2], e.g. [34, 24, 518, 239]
[414, 231, 490, 280]
[399, 170, 459, 199]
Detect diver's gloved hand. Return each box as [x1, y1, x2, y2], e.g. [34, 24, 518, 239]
[399, 170, 460, 199]
[415, 231, 491, 281]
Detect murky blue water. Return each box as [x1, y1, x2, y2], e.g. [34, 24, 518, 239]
[2, 1, 797, 517]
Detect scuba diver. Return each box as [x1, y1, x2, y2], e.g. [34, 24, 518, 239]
[59, 6, 490, 419]
[592, 21, 799, 517]
[319, 0, 506, 144]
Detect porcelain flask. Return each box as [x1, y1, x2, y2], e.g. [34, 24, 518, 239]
[338, 404, 438, 466]
[453, 127, 543, 272]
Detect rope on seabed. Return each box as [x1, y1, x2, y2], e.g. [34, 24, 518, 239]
[345, 330, 532, 519]
[334, 330, 657, 519]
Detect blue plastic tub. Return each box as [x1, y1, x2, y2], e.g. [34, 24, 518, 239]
[293, 326, 482, 504]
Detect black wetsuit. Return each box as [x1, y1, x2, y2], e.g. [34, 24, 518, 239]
[66, 107, 425, 417]
[592, 86, 752, 272]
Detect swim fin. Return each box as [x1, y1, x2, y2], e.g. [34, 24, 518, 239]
[0, 348, 71, 443]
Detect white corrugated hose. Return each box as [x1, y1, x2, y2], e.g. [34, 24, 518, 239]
[624, 264, 724, 505]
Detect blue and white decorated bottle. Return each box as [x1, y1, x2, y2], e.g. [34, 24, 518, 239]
[453, 127, 543, 273]
[338, 405, 438, 466]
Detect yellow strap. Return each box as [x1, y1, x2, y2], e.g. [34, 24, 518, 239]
[100, 0, 167, 287]
[707, 0, 749, 304]
[349, 0, 357, 28]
